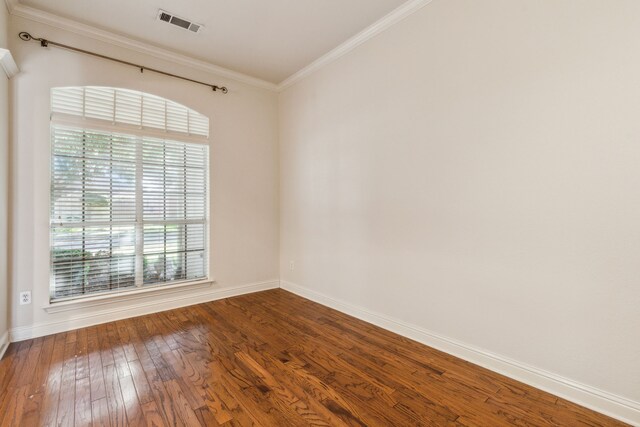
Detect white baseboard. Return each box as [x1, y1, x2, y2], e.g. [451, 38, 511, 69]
[0, 330, 8, 360]
[6, 278, 639, 424]
[9, 280, 279, 342]
[281, 280, 640, 426]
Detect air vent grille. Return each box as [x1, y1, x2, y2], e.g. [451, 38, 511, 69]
[170, 16, 191, 30]
[156, 10, 203, 34]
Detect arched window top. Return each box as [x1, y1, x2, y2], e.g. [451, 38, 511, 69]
[51, 86, 209, 138]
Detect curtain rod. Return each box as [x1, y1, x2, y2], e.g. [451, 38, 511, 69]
[18, 32, 228, 94]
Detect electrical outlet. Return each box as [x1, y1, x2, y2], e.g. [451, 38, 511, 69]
[289, 261, 295, 271]
[20, 291, 32, 305]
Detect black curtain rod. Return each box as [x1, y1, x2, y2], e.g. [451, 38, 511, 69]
[18, 32, 228, 94]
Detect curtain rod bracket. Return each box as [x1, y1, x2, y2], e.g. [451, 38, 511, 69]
[18, 31, 228, 94]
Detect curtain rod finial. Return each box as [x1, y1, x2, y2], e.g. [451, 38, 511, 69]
[19, 31, 49, 47]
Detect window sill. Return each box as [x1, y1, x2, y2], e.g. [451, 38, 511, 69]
[42, 279, 215, 314]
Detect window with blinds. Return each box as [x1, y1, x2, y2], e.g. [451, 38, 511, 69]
[51, 86, 209, 137]
[50, 87, 209, 301]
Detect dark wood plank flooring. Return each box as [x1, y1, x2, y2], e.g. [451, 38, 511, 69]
[0, 289, 626, 426]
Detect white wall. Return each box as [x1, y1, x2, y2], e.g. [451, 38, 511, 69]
[0, 2, 9, 349]
[280, 0, 640, 414]
[8, 15, 280, 336]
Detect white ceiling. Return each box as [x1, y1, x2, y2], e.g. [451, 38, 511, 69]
[17, 0, 408, 83]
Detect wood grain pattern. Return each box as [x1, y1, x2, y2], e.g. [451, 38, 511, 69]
[0, 289, 627, 426]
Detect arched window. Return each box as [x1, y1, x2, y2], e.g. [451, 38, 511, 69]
[50, 87, 209, 301]
[51, 86, 209, 137]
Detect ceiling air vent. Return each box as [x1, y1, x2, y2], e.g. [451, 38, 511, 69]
[156, 10, 203, 34]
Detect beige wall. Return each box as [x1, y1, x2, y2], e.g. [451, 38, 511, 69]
[4, 0, 640, 420]
[0, 2, 9, 345]
[8, 15, 280, 333]
[280, 0, 640, 405]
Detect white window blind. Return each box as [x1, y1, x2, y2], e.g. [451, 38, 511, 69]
[50, 87, 209, 302]
[51, 86, 210, 138]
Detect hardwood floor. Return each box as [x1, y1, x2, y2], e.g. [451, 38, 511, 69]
[0, 289, 626, 426]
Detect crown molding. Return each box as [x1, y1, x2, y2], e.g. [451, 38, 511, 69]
[0, 48, 18, 78]
[3, 0, 17, 14]
[9, 2, 279, 91]
[277, 0, 434, 91]
[7, 0, 433, 92]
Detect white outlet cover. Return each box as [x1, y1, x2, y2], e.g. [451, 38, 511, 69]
[20, 291, 32, 305]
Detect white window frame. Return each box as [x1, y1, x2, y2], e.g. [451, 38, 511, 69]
[48, 87, 212, 304]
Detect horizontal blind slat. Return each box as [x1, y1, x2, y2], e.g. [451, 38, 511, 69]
[51, 117, 209, 301]
[51, 86, 209, 138]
